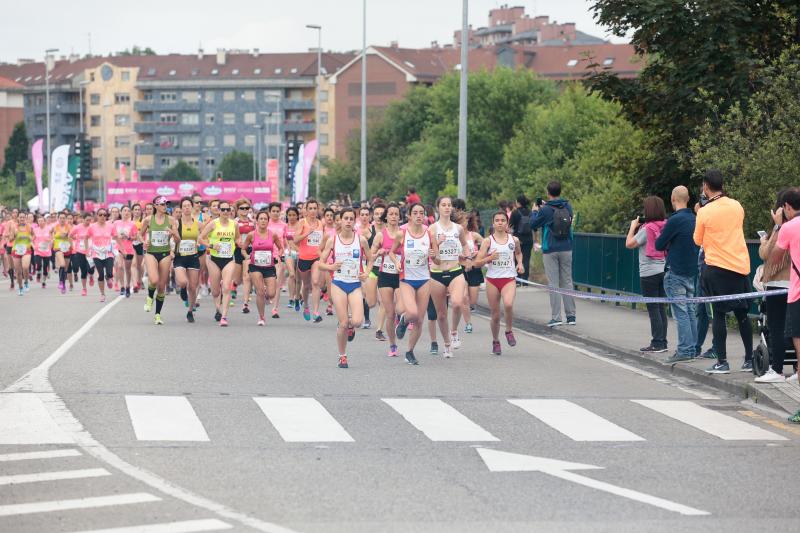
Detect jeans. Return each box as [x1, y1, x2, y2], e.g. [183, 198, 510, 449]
[695, 277, 712, 354]
[542, 251, 576, 320]
[640, 272, 668, 349]
[663, 271, 697, 357]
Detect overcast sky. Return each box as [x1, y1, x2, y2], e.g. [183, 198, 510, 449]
[0, 0, 624, 63]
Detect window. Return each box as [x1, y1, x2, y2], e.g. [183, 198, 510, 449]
[264, 90, 281, 100]
[90, 115, 101, 127]
[92, 157, 100, 169]
[290, 68, 298, 74]
[274, 68, 282, 74]
[205, 157, 215, 167]
[205, 114, 215, 125]
[320, 111, 328, 124]
[182, 113, 199, 125]
[211, 68, 219, 75]
[90, 72, 95, 82]
[204, 90, 215, 103]
[114, 136, 130, 147]
[159, 113, 178, 124]
[205, 136, 215, 147]
[243, 90, 255, 101]
[114, 93, 130, 104]
[158, 135, 178, 148]
[191, 68, 199, 76]
[319, 133, 329, 146]
[34, 115, 45, 127]
[289, 89, 303, 100]
[223, 113, 235, 125]
[244, 112, 256, 125]
[90, 136, 101, 148]
[121, 71, 130, 81]
[160, 157, 175, 167]
[184, 157, 200, 168]
[183, 91, 199, 103]
[319, 90, 328, 102]
[90, 93, 100, 105]
[183, 135, 200, 148]
[231, 69, 239, 75]
[567, 59, 579, 67]
[146, 67, 156, 76]
[223, 90, 235, 101]
[168, 69, 176, 76]
[254, 68, 262, 75]
[114, 158, 131, 168]
[160, 92, 177, 102]
[223, 134, 236, 147]
[603, 58, 615, 66]
[114, 114, 130, 126]
[244, 135, 256, 147]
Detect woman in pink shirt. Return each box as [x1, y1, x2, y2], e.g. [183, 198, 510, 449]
[112, 205, 139, 298]
[85, 208, 115, 302]
[266, 202, 288, 318]
[32, 214, 53, 288]
[68, 213, 93, 295]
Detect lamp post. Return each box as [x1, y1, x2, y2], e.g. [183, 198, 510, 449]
[78, 80, 89, 136]
[457, 0, 468, 200]
[306, 24, 322, 199]
[252, 124, 263, 181]
[360, 0, 367, 202]
[45, 48, 59, 211]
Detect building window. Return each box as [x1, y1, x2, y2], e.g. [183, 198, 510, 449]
[115, 114, 130, 126]
[90, 94, 100, 105]
[91, 136, 101, 148]
[183, 135, 200, 148]
[205, 136, 215, 147]
[159, 113, 178, 124]
[244, 112, 256, 124]
[168, 70, 176, 76]
[158, 135, 178, 148]
[567, 59, 579, 67]
[243, 90, 255, 101]
[223, 113, 235, 125]
[205, 91, 215, 103]
[264, 90, 281, 100]
[319, 90, 329, 102]
[232, 69, 240, 76]
[114, 93, 130, 104]
[114, 158, 131, 168]
[160, 157, 174, 167]
[205, 114, 215, 125]
[244, 135, 256, 147]
[205, 157, 215, 167]
[182, 113, 199, 125]
[92, 158, 100, 169]
[223, 90, 235, 102]
[183, 91, 199, 103]
[184, 157, 200, 168]
[223, 134, 236, 147]
[114, 136, 130, 147]
[211, 68, 219, 76]
[254, 68, 262, 75]
[320, 111, 328, 124]
[319, 133, 329, 146]
[603, 58, 615, 66]
[143, 91, 154, 101]
[90, 115, 101, 127]
[121, 71, 130, 81]
[160, 92, 177, 102]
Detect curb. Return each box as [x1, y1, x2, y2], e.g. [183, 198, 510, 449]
[476, 304, 797, 415]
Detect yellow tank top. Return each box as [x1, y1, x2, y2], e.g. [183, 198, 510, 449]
[209, 219, 236, 258]
[176, 218, 200, 256]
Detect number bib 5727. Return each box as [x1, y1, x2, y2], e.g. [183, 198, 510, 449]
[178, 240, 197, 256]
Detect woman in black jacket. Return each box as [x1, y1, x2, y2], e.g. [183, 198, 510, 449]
[510, 195, 533, 283]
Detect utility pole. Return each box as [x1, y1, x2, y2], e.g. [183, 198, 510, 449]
[457, 0, 468, 200]
[360, 0, 367, 202]
[45, 48, 59, 211]
[306, 24, 322, 199]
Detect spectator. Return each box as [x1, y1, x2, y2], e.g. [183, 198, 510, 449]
[655, 186, 700, 363]
[693, 169, 752, 374]
[757, 189, 793, 383]
[626, 196, 668, 354]
[530, 180, 576, 327]
[510, 195, 534, 283]
[768, 188, 800, 423]
[694, 248, 715, 359]
[405, 187, 421, 205]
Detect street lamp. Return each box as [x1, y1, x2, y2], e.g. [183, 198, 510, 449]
[457, 0, 468, 200]
[78, 80, 90, 135]
[360, 1, 367, 202]
[306, 24, 322, 199]
[252, 124, 263, 181]
[45, 47, 59, 211]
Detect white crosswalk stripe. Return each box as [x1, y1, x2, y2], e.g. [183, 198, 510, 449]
[0, 449, 82, 462]
[382, 399, 499, 442]
[0, 493, 161, 517]
[254, 397, 354, 442]
[0, 468, 111, 486]
[0, 393, 74, 444]
[632, 400, 788, 441]
[125, 395, 210, 442]
[509, 399, 645, 441]
[67, 518, 233, 533]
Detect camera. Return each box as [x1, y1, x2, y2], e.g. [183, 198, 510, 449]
[535, 197, 543, 207]
[698, 193, 710, 207]
[638, 215, 646, 224]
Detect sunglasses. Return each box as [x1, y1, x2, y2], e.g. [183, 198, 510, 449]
[219, 207, 232, 212]
[239, 206, 250, 210]
[97, 213, 108, 217]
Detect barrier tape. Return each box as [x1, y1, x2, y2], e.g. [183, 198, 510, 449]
[514, 277, 787, 305]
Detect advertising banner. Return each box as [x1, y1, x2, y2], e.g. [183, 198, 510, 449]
[50, 144, 73, 211]
[119, 163, 127, 182]
[266, 159, 279, 201]
[31, 139, 44, 212]
[106, 181, 274, 209]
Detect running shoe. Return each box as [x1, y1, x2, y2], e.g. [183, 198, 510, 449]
[705, 361, 730, 374]
[313, 313, 323, 323]
[106, 279, 113, 290]
[100, 294, 106, 303]
[430, 342, 439, 355]
[81, 288, 87, 296]
[547, 319, 562, 327]
[464, 322, 473, 334]
[338, 355, 349, 369]
[295, 300, 301, 312]
[303, 307, 311, 321]
[375, 330, 387, 342]
[347, 326, 356, 342]
[754, 368, 785, 383]
[125, 287, 131, 298]
[362, 320, 371, 330]
[242, 303, 250, 314]
[405, 351, 418, 365]
[640, 345, 669, 353]
[41, 282, 46, 289]
[257, 318, 265, 326]
[789, 410, 800, 425]
[154, 314, 163, 325]
[395, 315, 408, 340]
[17, 287, 23, 296]
[287, 299, 294, 309]
[451, 332, 461, 350]
[740, 360, 754, 372]
[59, 281, 65, 294]
[505, 331, 517, 347]
[186, 311, 195, 323]
[119, 288, 125, 297]
[229, 299, 235, 307]
[663, 353, 694, 364]
[566, 316, 576, 326]
[326, 303, 334, 316]
[271, 309, 280, 319]
[442, 345, 453, 359]
[220, 317, 229, 327]
[214, 310, 222, 322]
[492, 340, 502, 356]
[388, 345, 398, 357]
[144, 297, 153, 312]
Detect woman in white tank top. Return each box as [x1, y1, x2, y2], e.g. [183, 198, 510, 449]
[475, 211, 524, 356]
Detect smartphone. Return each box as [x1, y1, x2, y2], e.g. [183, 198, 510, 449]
[757, 230, 768, 239]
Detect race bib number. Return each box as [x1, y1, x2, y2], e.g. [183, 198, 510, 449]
[178, 240, 197, 256]
[253, 250, 273, 267]
[119, 230, 129, 240]
[38, 241, 51, 253]
[150, 230, 169, 247]
[338, 259, 359, 281]
[59, 241, 71, 253]
[406, 250, 427, 268]
[93, 245, 109, 260]
[132, 239, 142, 245]
[382, 258, 398, 274]
[492, 251, 512, 268]
[307, 231, 322, 247]
[439, 238, 461, 261]
[216, 241, 233, 258]
[374, 255, 384, 268]
[13, 243, 27, 255]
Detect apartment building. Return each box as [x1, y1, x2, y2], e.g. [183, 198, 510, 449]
[0, 76, 24, 170]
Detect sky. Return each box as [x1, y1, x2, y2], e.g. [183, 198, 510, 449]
[0, 0, 625, 64]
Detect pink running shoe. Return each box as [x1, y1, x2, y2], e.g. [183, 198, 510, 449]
[106, 279, 113, 290]
[505, 331, 517, 347]
[81, 288, 87, 296]
[220, 317, 229, 327]
[99, 294, 106, 303]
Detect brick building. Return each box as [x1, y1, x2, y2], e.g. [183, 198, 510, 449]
[0, 76, 24, 170]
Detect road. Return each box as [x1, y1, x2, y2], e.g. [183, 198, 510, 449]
[1, 286, 798, 533]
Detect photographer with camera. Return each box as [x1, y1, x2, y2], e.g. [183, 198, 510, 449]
[626, 197, 668, 354]
[510, 195, 534, 283]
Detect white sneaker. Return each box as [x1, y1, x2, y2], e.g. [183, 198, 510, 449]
[443, 345, 453, 359]
[787, 373, 798, 384]
[754, 368, 786, 383]
[451, 332, 461, 350]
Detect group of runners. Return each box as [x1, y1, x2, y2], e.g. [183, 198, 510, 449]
[0, 195, 524, 368]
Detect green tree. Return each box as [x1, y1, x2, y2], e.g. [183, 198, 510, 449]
[161, 161, 201, 182]
[117, 46, 157, 56]
[0, 161, 37, 210]
[2, 122, 29, 176]
[216, 151, 254, 181]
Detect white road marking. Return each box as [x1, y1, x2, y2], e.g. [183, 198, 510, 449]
[0, 492, 161, 517]
[509, 399, 644, 441]
[68, 518, 233, 533]
[0, 448, 81, 462]
[126, 396, 210, 442]
[383, 398, 499, 442]
[0, 393, 74, 444]
[0, 467, 110, 486]
[633, 400, 787, 441]
[254, 397, 354, 442]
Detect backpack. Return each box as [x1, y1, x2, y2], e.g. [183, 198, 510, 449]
[516, 210, 532, 239]
[550, 204, 573, 240]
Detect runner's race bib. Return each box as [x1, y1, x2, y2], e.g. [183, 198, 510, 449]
[38, 241, 51, 253]
[216, 241, 233, 258]
[307, 231, 322, 247]
[59, 241, 71, 253]
[439, 238, 461, 261]
[253, 250, 273, 267]
[492, 251, 512, 268]
[382, 258, 398, 274]
[150, 230, 169, 247]
[406, 250, 427, 268]
[13, 244, 27, 255]
[178, 240, 197, 256]
[338, 258, 359, 281]
[93, 244, 110, 260]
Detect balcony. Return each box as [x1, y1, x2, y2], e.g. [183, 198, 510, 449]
[137, 167, 157, 179]
[134, 100, 202, 113]
[152, 143, 202, 156]
[284, 120, 315, 133]
[134, 121, 202, 134]
[282, 99, 315, 111]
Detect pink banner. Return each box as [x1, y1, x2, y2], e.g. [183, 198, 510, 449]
[119, 163, 127, 182]
[106, 181, 275, 208]
[130, 170, 139, 183]
[31, 139, 44, 212]
[267, 159, 279, 201]
[302, 140, 318, 201]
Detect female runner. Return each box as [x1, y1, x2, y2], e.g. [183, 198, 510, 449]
[233, 198, 255, 314]
[243, 209, 284, 326]
[85, 208, 115, 302]
[284, 206, 303, 312]
[266, 202, 288, 318]
[141, 197, 179, 324]
[69, 213, 92, 295]
[474, 212, 523, 355]
[173, 197, 201, 323]
[371, 203, 405, 357]
[358, 205, 378, 329]
[198, 200, 240, 326]
[293, 198, 324, 322]
[320, 207, 337, 316]
[318, 208, 372, 369]
[131, 203, 145, 293]
[32, 214, 52, 288]
[112, 205, 138, 297]
[8, 211, 33, 295]
[53, 212, 73, 294]
[460, 210, 485, 334]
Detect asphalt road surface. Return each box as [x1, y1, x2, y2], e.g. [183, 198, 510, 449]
[1, 287, 798, 533]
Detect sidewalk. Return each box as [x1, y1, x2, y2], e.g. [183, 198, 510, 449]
[482, 286, 800, 416]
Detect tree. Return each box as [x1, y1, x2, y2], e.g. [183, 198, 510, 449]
[0, 160, 37, 210]
[216, 151, 255, 181]
[117, 46, 157, 56]
[161, 161, 201, 182]
[2, 122, 29, 176]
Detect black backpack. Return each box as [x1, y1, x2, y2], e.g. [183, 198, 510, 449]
[516, 209, 532, 239]
[550, 204, 573, 240]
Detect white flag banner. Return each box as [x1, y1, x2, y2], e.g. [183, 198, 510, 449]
[49, 144, 73, 211]
[292, 143, 305, 203]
